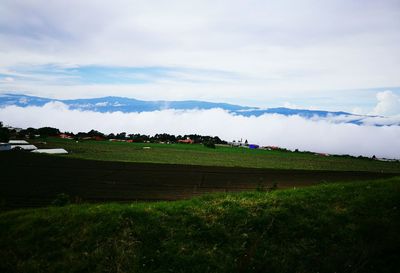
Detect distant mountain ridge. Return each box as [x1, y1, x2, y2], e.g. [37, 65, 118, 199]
[0, 93, 398, 126]
[0, 94, 253, 113]
[0, 93, 350, 116]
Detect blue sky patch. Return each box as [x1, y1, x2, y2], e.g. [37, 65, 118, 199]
[4, 64, 238, 85]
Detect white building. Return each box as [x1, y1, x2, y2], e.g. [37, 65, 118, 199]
[32, 149, 68, 154]
[8, 140, 37, 150]
[8, 140, 29, 144]
[11, 144, 37, 151]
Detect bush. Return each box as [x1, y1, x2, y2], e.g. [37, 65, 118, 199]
[0, 122, 10, 142]
[51, 193, 71, 206]
[203, 140, 216, 149]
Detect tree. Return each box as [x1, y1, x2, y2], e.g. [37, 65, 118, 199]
[107, 133, 116, 139]
[19, 127, 39, 139]
[0, 122, 10, 142]
[38, 127, 60, 137]
[87, 129, 105, 138]
[203, 140, 216, 149]
[115, 132, 126, 140]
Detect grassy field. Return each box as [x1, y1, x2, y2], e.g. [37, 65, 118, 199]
[1, 178, 399, 273]
[34, 138, 400, 172]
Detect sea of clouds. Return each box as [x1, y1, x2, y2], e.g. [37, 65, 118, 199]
[1, 101, 399, 159]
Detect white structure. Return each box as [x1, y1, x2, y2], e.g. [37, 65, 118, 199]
[5, 126, 22, 132]
[0, 143, 11, 151]
[32, 148, 68, 154]
[7, 139, 37, 150]
[11, 144, 37, 151]
[228, 141, 246, 147]
[8, 140, 29, 144]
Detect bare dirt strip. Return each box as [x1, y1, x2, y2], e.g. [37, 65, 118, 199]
[1, 152, 398, 209]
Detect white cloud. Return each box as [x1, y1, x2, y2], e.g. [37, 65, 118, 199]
[0, 77, 14, 83]
[351, 106, 367, 115]
[18, 97, 28, 104]
[0, 103, 399, 159]
[0, 0, 399, 104]
[95, 102, 108, 107]
[370, 90, 400, 116]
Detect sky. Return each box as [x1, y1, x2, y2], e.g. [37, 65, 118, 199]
[0, 0, 399, 113]
[0, 0, 400, 158]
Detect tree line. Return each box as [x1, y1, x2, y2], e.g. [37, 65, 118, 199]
[0, 122, 227, 146]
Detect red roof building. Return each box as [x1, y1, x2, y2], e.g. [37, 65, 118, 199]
[58, 133, 73, 139]
[178, 138, 193, 144]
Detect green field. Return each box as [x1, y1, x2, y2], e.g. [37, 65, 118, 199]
[1, 178, 399, 273]
[35, 138, 400, 172]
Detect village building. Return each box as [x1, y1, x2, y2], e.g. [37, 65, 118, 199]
[178, 138, 193, 144]
[58, 133, 73, 139]
[8, 140, 29, 145]
[5, 126, 22, 132]
[10, 144, 38, 151]
[8, 140, 37, 151]
[228, 140, 246, 147]
[32, 149, 68, 154]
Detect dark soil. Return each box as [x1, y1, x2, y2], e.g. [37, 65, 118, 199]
[0, 151, 397, 209]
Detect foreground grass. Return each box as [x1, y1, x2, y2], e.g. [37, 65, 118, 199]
[36, 138, 400, 172]
[1, 178, 399, 273]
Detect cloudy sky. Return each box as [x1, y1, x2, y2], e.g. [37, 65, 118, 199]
[1, 0, 400, 158]
[0, 0, 399, 114]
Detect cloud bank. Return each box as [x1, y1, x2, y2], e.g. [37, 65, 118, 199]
[370, 90, 400, 116]
[1, 102, 399, 159]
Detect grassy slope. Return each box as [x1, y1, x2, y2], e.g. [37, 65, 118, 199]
[35, 138, 400, 172]
[1, 178, 399, 273]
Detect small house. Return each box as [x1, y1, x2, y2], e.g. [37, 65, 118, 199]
[178, 138, 193, 144]
[58, 133, 73, 139]
[91, 136, 105, 141]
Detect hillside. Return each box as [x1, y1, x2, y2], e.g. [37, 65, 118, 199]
[1, 178, 399, 273]
[36, 138, 400, 173]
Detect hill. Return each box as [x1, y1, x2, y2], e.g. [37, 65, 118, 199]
[37, 138, 400, 172]
[1, 178, 399, 273]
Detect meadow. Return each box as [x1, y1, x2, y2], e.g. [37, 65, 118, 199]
[36, 138, 400, 173]
[1, 178, 399, 273]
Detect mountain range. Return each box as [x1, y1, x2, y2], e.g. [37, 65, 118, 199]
[0, 93, 398, 126]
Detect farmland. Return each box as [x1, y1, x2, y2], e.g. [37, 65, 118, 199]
[33, 137, 400, 172]
[1, 150, 399, 209]
[1, 138, 400, 272]
[1, 178, 399, 273]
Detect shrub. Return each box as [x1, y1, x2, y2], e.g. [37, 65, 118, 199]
[203, 140, 216, 149]
[51, 193, 71, 206]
